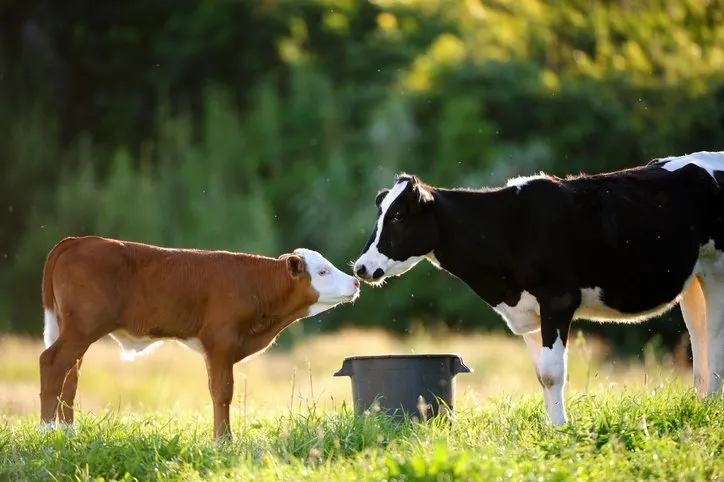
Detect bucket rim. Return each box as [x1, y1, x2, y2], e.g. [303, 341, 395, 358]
[339, 353, 467, 361]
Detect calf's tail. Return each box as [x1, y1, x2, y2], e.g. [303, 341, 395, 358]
[41, 237, 81, 348]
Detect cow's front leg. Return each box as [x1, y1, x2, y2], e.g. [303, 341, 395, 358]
[535, 294, 576, 426]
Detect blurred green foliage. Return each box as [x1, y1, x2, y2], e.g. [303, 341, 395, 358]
[2, 0, 724, 354]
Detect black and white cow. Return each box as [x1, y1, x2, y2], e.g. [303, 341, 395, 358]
[353, 151, 724, 426]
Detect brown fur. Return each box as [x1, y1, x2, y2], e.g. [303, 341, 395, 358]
[39, 235, 320, 440]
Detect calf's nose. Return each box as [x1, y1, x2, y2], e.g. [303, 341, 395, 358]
[353, 278, 360, 288]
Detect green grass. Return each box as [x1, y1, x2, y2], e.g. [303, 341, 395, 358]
[1, 384, 722, 482]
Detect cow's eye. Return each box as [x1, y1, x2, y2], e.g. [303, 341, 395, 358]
[318, 268, 330, 276]
[390, 212, 404, 224]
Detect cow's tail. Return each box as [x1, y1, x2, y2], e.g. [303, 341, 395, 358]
[41, 237, 81, 348]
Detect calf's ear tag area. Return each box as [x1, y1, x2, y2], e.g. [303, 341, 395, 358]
[282, 254, 306, 279]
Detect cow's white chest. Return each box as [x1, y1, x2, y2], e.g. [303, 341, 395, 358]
[494, 291, 541, 335]
[109, 330, 205, 361]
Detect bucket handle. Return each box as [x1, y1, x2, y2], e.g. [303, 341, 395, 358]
[333, 359, 352, 377]
[451, 356, 472, 375]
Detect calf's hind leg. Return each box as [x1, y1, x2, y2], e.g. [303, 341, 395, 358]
[59, 357, 84, 425]
[39, 335, 91, 429]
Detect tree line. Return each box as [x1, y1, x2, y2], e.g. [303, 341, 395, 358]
[2, 0, 724, 355]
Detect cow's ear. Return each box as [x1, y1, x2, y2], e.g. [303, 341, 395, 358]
[375, 189, 390, 207]
[282, 254, 306, 279]
[415, 184, 434, 205]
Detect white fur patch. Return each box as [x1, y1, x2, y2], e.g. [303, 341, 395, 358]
[493, 291, 541, 335]
[43, 310, 60, 348]
[506, 172, 548, 191]
[495, 286, 682, 333]
[176, 338, 205, 354]
[657, 151, 724, 182]
[576, 287, 679, 323]
[537, 332, 567, 426]
[293, 248, 360, 317]
[109, 330, 205, 361]
[692, 243, 724, 394]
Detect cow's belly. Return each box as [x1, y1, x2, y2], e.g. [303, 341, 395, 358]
[109, 329, 205, 361]
[574, 287, 680, 323]
[493, 284, 685, 335]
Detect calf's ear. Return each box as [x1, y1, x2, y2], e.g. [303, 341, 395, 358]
[282, 254, 307, 279]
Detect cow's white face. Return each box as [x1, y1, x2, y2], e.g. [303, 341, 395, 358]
[353, 175, 437, 285]
[294, 248, 360, 316]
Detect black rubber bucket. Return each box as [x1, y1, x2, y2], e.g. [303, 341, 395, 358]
[333, 354, 472, 421]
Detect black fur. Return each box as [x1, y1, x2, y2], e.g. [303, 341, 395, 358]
[358, 162, 724, 349]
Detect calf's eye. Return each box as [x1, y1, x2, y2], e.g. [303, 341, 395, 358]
[318, 268, 330, 276]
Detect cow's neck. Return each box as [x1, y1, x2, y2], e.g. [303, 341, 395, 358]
[429, 188, 521, 307]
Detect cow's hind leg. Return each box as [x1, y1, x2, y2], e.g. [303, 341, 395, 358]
[697, 262, 724, 395]
[680, 274, 708, 396]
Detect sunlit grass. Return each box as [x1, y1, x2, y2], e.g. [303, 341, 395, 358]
[1, 385, 721, 481]
[2, 327, 717, 481]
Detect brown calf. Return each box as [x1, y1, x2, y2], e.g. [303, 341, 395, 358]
[39, 236, 360, 440]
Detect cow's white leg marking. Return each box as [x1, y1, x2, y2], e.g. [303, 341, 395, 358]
[522, 328, 567, 425]
[695, 246, 724, 395]
[503, 293, 568, 425]
[680, 273, 709, 396]
[535, 331, 568, 425]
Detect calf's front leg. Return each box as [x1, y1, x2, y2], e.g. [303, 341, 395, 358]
[203, 347, 235, 441]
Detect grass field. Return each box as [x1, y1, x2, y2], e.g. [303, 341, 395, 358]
[1, 327, 722, 481]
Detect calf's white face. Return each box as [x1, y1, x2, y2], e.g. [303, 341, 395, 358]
[294, 248, 360, 316]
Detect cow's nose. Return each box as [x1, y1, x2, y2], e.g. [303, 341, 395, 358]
[372, 268, 384, 280]
[355, 265, 368, 279]
[353, 278, 360, 288]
